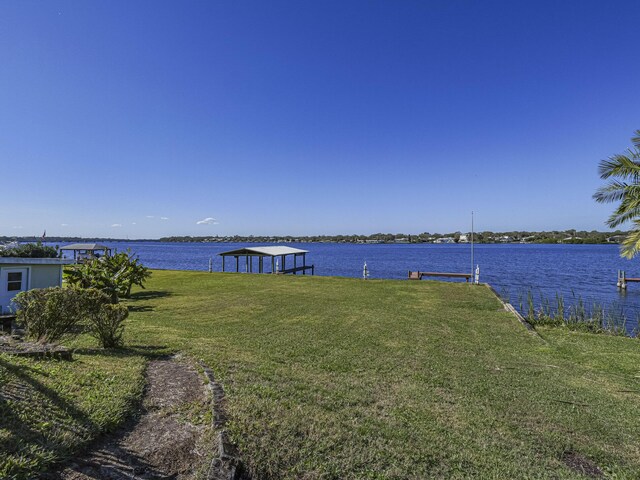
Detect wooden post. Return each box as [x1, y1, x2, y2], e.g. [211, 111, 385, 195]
[209, 258, 212, 273]
[303, 253, 306, 275]
[272, 256, 275, 273]
[471, 210, 474, 279]
[282, 255, 286, 272]
[259, 257, 263, 273]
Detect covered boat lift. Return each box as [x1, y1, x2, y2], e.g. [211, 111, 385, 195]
[60, 243, 112, 263]
[218, 246, 314, 275]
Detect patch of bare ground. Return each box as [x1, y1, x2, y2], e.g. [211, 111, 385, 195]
[562, 451, 605, 478]
[44, 355, 212, 480]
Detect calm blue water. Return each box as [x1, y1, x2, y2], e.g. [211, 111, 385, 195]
[57, 241, 640, 331]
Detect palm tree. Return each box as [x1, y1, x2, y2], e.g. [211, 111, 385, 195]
[594, 130, 640, 258]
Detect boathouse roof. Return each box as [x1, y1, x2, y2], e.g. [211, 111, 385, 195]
[60, 243, 110, 251]
[218, 246, 308, 257]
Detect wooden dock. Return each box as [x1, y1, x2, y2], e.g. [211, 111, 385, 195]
[277, 265, 315, 275]
[409, 271, 472, 282]
[617, 270, 640, 289]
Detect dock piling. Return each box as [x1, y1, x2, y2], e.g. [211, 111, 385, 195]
[617, 271, 640, 288]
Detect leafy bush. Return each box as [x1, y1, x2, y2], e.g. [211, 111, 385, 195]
[81, 288, 128, 348]
[89, 302, 129, 348]
[0, 242, 59, 258]
[13, 287, 130, 348]
[81, 287, 111, 315]
[65, 251, 151, 303]
[13, 287, 85, 343]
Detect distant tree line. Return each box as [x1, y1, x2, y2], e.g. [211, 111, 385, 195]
[0, 242, 60, 258]
[0, 236, 154, 243]
[1, 230, 627, 245]
[159, 230, 628, 244]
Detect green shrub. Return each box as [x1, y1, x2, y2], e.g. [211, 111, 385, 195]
[0, 242, 59, 258]
[65, 250, 151, 302]
[13, 287, 130, 348]
[89, 302, 129, 348]
[13, 287, 85, 343]
[80, 288, 128, 348]
[79, 287, 110, 314]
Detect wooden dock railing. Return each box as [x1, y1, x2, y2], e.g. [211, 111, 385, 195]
[277, 265, 315, 275]
[408, 271, 472, 282]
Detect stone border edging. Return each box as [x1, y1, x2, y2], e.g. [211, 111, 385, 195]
[199, 360, 245, 480]
[484, 283, 543, 339]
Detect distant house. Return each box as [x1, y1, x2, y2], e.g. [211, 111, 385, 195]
[0, 257, 73, 314]
[458, 234, 469, 243]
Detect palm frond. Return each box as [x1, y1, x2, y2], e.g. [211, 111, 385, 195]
[608, 211, 640, 228]
[596, 130, 640, 258]
[620, 223, 640, 259]
[597, 153, 640, 180]
[593, 180, 629, 203]
[632, 130, 640, 150]
[606, 193, 640, 227]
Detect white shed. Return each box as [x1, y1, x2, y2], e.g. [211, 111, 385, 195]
[0, 258, 73, 314]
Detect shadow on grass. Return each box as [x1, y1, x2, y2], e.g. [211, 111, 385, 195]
[0, 356, 87, 467]
[0, 352, 170, 478]
[128, 290, 172, 301]
[127, 304, 154, 312]
[74, 344, 172, 360]
[126, 290, 172, 313]
[0, 356, 150, 478]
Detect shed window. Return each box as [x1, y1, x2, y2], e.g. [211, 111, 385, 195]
[7, 272, 23, 291]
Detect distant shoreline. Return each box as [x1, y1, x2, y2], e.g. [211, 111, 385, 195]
[2, 229, 628, 246]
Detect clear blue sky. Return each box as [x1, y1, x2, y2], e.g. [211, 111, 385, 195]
[1, 1, 639, 238]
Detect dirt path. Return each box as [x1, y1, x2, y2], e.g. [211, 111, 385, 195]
[46, 356, 212, 480]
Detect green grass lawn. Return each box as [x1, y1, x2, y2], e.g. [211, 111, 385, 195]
[118, 271, 640, 479]
[0, 349, 147, 479]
